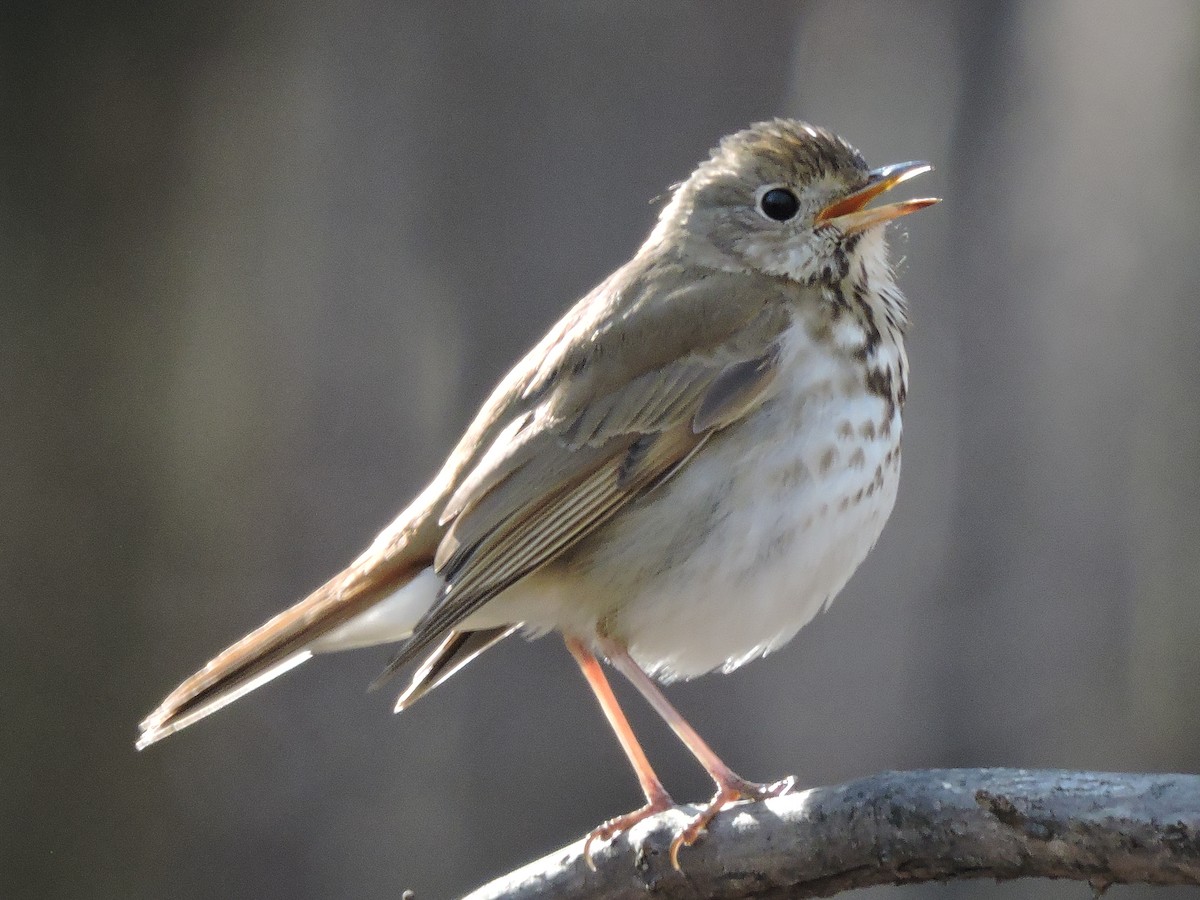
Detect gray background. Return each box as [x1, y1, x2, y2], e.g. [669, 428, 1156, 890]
[5, 1, 1200, 898]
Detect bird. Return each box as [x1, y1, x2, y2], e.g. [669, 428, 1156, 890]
[137, 119, 938, 869]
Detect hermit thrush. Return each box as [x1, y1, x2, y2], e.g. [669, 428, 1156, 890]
[138, 120, 937, 868]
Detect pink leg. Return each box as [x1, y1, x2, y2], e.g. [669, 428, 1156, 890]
[564, 637, 674, 869]
[598, 636, 794, 869]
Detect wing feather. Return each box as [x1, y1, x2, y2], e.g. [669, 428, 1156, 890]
[138, 249, 809, 742]
[375, 425, 709, 681]
[380, 259, 801, 685]
[375, 282, 796, 684]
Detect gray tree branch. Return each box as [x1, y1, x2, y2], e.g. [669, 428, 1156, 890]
[463, 769, 1200, 900]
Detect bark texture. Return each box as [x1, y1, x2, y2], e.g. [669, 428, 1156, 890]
[465, 769, 1200, 900]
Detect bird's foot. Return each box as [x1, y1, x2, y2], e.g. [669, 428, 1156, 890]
[583, 793, 675, 871]
[668, 774, 795, 870]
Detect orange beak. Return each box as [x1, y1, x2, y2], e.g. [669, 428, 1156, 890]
[816, 161, 939, 234]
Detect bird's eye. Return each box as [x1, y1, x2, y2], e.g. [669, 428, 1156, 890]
[759, 187, 800, 222]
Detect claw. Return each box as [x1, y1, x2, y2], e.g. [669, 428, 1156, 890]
[668, 776, 795, 870]
[582, 795, 674, 871]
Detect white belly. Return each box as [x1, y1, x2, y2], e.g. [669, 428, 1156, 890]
[318, 317, 904, 682]
[614, 432, 896, 679]
[479, 323, 903, 680]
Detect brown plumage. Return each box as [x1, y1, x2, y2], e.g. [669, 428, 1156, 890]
[137, 118, 937, 869]
[138, 258, 797, 747]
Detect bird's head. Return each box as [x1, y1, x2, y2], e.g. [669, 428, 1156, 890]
[653, 119, 938, 286]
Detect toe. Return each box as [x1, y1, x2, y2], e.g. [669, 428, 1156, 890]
[669, 776, 796, 869]
[582, 797, 674, 871]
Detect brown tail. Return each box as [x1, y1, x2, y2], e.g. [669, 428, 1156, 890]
[137, 547, 429, 749]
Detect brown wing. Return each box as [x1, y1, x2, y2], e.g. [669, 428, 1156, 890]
[138, 250, 798, 743]
[373, 270, 793, 684]
[392, 625, 519, 711]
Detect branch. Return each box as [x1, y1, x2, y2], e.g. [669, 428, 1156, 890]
[463, 768, 1200, 900]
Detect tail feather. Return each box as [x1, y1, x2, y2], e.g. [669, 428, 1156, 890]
[137, 552, 427, 749]
[136, 651, 312, 749]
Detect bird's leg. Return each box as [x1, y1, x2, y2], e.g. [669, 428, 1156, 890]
[564, 637, 675, 870]
[598, 637, 794, 869]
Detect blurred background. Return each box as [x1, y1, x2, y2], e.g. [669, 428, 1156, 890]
[5, 1, 1200, 897]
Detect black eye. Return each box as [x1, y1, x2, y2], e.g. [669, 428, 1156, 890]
[759, 187, 800, 222]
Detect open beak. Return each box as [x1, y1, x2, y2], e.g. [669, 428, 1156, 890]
[815, 161, 939, 234]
